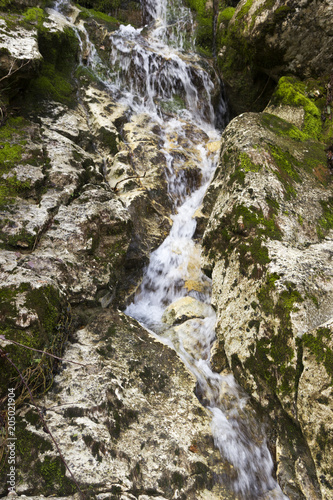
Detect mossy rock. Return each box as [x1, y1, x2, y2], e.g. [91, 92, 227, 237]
[25, 26, 80, 108]
[0, 282, 70, 401]
[184, 0, 214, 55]
[0, 116, 44, 208]
[0, 416, 77, 495]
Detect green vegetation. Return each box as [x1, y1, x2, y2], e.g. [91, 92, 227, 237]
[23, 7, 45, 29]
[270, 77, 322, 140]
[184, 0, 214, 55]
[36, 456, 77, 494]
[239, 152, 262, 172]
[77, 6, 121, 26]
[203, 200, 281, 278]
[27, 27, 79, 107]
[0, 283, 70, 402]
[0, 117, 29, 206]
[261, 113, 308, 142]
[77, 0, 120, 14]
[219, 7, 235, 22]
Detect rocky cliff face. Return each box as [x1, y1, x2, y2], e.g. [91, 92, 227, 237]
[0, 0, 332, 499]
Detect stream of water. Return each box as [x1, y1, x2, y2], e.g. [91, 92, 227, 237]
[50, 0, 288, 497]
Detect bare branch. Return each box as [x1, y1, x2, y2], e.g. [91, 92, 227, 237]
[113, 171, 146, 192]
[0, 335, 88, 367]
[0, 58, 32, 84]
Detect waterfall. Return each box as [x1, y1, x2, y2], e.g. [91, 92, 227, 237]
[51, 0, 288, 497]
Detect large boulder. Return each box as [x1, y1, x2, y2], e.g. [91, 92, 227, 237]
[216, 0, 333, 114]
[201, 89, 333, 497]
[0, 309, 236, 499]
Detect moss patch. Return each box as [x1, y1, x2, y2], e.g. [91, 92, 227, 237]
[184, 0, 214, 55]
[302, 328, 333, 383]
[270, 77, 323, 140]
[244, 276, 303, 398]
[316, 197, 333, 239]
[26, 27, 79, 108]
[203, 200, 281, 277]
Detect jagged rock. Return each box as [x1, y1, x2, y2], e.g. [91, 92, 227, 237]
[0, 309, 236, 499]
[201, 104, 333, 497]
[162, 296, 215, 326]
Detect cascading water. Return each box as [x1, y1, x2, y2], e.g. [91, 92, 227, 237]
[51, 0, 288, 497]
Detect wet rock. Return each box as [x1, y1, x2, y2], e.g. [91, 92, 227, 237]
[82, 86, 126, 155]
[163, 317, 213, 361]
[162, 296, 215, 326]
[106, 113, 173, 278]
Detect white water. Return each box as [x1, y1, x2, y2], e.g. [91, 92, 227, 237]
[52, 0, 288, 497]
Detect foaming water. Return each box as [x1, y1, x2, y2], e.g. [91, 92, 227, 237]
[51, 0, 288, 497]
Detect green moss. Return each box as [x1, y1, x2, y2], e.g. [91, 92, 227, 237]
[235, 0, 253, 22]
[268, 144, 300, 198]
[28, 63, 74, 106]
[261, 113, 308, 142]
[0, 142, 22, 167]
[0, 284, 70, 401]
[78, 6, 121, 25]
[203, 202, 281, 276]
[219, 7, 235, 22]
[0, 117, 37, 205]
[271, 77, 322, 140]
[244, 275, 304, 397]
[303, 328, 333, 383]
[23, 7, 45, 28]
[36, 456, 76, 494]
[184, 0, 213, 54]
[227, 150, 262, 187]
[316, 198, 333, 239]
[160, 95, 186, 114]
[76, 0, 120, 15]
[26, 27, 79, 108]
[239, 152, 262, 172]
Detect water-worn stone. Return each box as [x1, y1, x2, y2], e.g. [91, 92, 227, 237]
[162, 296, 215, 326]
[202, 108, 333, 498]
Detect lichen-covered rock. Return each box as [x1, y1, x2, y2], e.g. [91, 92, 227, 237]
[0, 309, 236, 499]
[298, 319, 333, 500]
[201, 106, 332, 497]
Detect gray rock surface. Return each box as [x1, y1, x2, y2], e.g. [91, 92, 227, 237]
[201, 108, 333, 498]
[0, 309, 235, 499]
